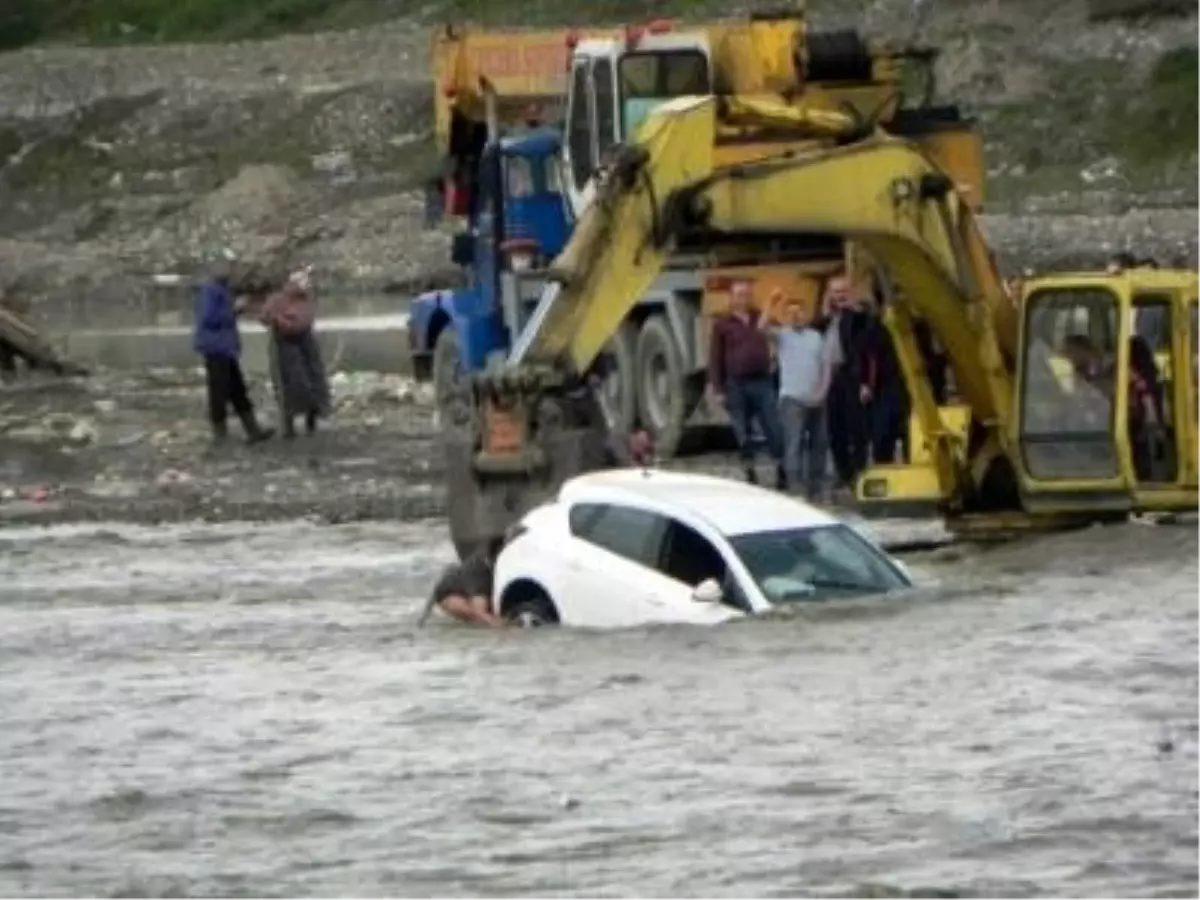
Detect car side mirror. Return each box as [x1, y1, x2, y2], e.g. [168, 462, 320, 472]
[692, 578, 723, 604]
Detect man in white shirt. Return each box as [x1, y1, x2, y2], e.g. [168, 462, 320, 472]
[763, 292, 837, 501]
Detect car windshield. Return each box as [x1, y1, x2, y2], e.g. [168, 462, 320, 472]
[729, 523, 910, 604]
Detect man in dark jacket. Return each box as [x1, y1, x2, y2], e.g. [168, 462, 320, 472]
[861, 316, 911, 464]
[193, 261, 273, 445]
[709, 279, 786, 489]
[823, 274, 873, 488]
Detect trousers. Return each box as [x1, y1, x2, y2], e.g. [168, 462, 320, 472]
[203, 355, 253, 425]
[780, 397, 828, 500]
[726, 376, 784, 464]
[827, 375, 868, 485]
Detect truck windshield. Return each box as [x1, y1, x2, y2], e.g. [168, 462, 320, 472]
[505, 154, 561, 198]
[618, 49, 710, 137]
[729, 523, 910, 604]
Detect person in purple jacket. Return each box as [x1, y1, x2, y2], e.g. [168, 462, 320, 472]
[192, 261, 273, 445]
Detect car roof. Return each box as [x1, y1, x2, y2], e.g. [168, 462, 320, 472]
[556, 469, 837, 537]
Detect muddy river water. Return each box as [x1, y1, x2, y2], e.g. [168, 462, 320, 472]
[0, 517, 1196, 897]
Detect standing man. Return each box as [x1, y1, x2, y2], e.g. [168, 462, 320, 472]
[823, 273, 873, 492]
[861, 314, 911, 464]
[765, 291, 836, 502]
[192, 259, 274, 445]
[709, 280, 787, 489]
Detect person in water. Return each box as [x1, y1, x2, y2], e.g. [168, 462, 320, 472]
[423, 536, 508, 628]
[421, 431, 654, 628]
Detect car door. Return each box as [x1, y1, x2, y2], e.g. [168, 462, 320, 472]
[656, 517, 755, 620]
[564, 502, 686, 628]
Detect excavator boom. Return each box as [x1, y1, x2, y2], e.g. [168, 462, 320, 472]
[513, 95, 864, 370]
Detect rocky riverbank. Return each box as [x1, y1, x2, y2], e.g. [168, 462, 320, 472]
[0, 0, 1195, 334]
[0, 369, 445, 526]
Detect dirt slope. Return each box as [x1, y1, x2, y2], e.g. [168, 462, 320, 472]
[0, 0, 1194, 331]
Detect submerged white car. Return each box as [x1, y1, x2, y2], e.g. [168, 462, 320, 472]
[491, 469, 914, 628]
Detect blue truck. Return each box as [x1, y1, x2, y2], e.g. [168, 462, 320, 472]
[408, 128, 572, 409]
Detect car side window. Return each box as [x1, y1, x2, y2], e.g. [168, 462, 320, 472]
[659, 519, 726, 586]
[659, 519, 752, 613]
[568, 502, 666, 568]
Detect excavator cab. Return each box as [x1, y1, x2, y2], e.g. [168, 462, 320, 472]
[1014, 269, 1198, 518]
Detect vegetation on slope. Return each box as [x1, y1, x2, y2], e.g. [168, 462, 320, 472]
[2, 0, 732, 48]
[3, 0, 1196, 49]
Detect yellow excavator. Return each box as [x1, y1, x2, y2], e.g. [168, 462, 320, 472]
[439, 36, 1198, 559]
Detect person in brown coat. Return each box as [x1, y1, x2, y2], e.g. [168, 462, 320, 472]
[708, 279, 787, 489]
[259, 268, 332, 438]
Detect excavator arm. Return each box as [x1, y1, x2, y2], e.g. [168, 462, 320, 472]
[442, 93, 1022, 558]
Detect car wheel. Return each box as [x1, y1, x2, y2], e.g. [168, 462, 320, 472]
[505, 590, 560, 628]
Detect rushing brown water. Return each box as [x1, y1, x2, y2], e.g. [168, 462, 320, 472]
[0, 517, 1195, 898]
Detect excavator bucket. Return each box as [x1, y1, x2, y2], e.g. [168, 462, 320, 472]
[440, 373, 614, 560]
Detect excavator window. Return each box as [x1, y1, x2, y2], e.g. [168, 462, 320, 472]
[1019, 287, 1122, 481]
[1130, 293, 1176, 483]
[505, 156, 535, 199]
[1190, 301, 1198, 420]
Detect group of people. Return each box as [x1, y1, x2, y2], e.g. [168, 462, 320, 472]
[192, 260, 332, 444]
[707, 272, 933, 503]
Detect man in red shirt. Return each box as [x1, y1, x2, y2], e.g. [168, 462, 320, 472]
[708, 280, 787, 489]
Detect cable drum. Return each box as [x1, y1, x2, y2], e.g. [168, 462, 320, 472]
[803, 30, 874, 84]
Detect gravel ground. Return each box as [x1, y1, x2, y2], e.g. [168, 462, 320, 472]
[0, 369, 449, 526]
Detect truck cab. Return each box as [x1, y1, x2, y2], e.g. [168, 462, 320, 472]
[408, 129, 571, 405]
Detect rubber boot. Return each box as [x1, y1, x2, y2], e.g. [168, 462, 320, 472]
[774, 463, 788, 492]
[238, 409, 274, 444]
[304, 411, 318, 435]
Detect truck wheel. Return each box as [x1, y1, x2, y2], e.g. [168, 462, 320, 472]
[598, 321, 638, 435]
[635, 313, 689, 459]
[432, 327, 467, 427]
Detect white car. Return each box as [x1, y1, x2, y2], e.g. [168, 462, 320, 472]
[491, 469, 914, 628]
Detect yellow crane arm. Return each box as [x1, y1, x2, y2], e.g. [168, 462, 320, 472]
[523, 94, 862, 369]
[523, 94, 1016, 465]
